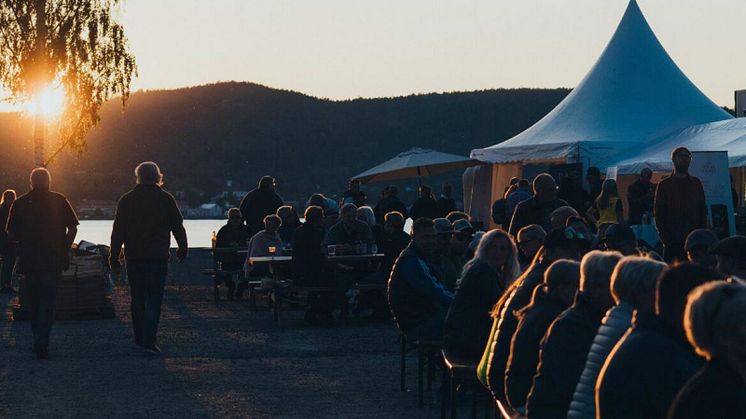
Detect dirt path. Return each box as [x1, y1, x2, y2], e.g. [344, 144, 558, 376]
[0, 286, 454, 418]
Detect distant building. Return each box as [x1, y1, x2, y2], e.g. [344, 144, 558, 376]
[736, 89, 746, 118]
[189, 203, 225, 218]
[76, 200, 118, 218]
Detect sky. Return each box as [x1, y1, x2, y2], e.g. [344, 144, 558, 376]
[2, 0, 745, 111]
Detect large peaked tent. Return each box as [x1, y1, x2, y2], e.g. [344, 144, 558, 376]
[466, 0, 734, 224]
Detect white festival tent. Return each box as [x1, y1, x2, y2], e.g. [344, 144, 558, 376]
[466, 0, 735, 224]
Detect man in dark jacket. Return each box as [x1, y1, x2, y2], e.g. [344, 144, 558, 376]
[525, 250, 622, 418]
[326, 204, 374, 252]
[387, 218, 453, 342]
[239, 176, 284, 236]
[409, 185, 441, 221]
[596, 264, 720, 419]
[110, 162, 188, 356]
[436, 182, 457, 218]
[340, 179, 366, 207]
[654, 147, 707, 263]
[214, 208, 251, 300]
[481, 226, 586, 400]
[373, 186, 408, 225]
[6, 168, 78, 360]
[380, 211, 410, 276]
[508, 173, 568, 237]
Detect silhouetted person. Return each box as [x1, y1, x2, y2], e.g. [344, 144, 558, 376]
[711, 235, 746, 280]
[388, 218, 453, 342]
[215, 208, 251, 300]
[7, 168, 78, 359]
[516, 224, 546, 269]
[0, 189, 17, 294]
[239, 176, 284, 235]
[525, 251, 622, 418]
[732, 175, 740, 209]
[596, 264, 721, 419]
[506, 179, 533, 222]
[508, 173, 569, 237]
[373, 185, 408, 224]
[668, 280, 746, 419]
[276, 205, 301, 243]
[654, 147, 707, 263]
[326, 203, 374, 252]
[380, 211, 410, 276]
[627, 168, 655, 225]
[409, 185, 441, 221]
[110, 162, 188, 356]
[586, 179, 623, 227]
[684, 229, 718, 269]
[340, 178, 366, 207]
[585, 167, 603, 204]
[436, 182, 457, 218]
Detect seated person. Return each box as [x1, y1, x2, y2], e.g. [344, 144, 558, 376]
[445, 211, 471, 223]
[550, 206, 579, 230]
[292, 206, 340, 324]
[214, 208, 251, 300]
[684, 228, 718, 269]
[444, 229, 520, 361]
[516, 224, 546, 269]
[602, 223, 639, 256]
[357, 205, 383, 248]
[245, 214, 284, 279]
[380, 211, 410, 277]
[505, 259, 580, 410]
[388, 218, 454, 342]
[326, 203, 374, 253]
[277, 205, 301, 243]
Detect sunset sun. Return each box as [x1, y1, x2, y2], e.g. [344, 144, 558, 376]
[25, 83, 65, 118]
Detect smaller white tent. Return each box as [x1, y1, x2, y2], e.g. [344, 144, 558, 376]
[612, 118, 746, 174]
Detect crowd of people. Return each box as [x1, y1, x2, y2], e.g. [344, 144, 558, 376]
[0, 147, 744, 418]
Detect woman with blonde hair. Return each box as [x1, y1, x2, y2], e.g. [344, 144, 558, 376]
[443, 229, 520, 360]
[586, 179, 624, 226]
[668, 280, 746, 419]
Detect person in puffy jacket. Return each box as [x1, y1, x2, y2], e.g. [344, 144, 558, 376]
[476, 226, 587, 400]
[568, 256, 668, 419]
[525, 251, 622, 418]
[504, 260, 580, 411]
[668, 279, 746, 419]
[444, 229, 520, 360]
[597, 264, 722, 419]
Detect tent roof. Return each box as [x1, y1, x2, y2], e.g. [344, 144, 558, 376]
[351, 148, 481, 183]
[611, 118, 746, 174]
[471, 0, 732, 164]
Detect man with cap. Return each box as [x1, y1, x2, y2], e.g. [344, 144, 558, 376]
[712, 236, 746, 280]
[654, 147, 707, 263]
[603, 223, 639, 256]
[685, 229, 719, 269]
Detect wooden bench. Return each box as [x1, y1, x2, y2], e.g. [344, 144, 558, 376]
[441, 349, 495, 419]
[270, 282, 386, 326]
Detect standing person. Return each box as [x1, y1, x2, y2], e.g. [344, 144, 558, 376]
[6, 169, 78, 359]
[627, 168, 656, 225]
[436, 182, 457, 218]
[239, 176, 284, 236]
[506, 179, 533, 222]
[214, 208, 251, 300]
[340, 179, 367, 208]
[585, 167, 603, 204]
[110, 162, 188, 356]
[654, 147, 707, 263]
[409, 185, 441, 221]
[508, 173, 569, 237]
[0, 189, 16, 294]
[373, 185, 408, 224]
[586, 179, 624, 227]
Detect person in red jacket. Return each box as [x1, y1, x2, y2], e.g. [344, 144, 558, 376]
[654, 147, 707, 263]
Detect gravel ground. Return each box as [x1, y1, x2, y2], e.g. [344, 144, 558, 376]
[0, 286, 464, 418]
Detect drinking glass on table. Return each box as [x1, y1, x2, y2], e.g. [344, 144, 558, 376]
[268, 246, 276, 256]
[327, 245, 336, 256]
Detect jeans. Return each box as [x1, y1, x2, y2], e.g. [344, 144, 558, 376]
[25, 270, 60, 351]
[127, 259, 168, 348]
[0, 250, 15, 289]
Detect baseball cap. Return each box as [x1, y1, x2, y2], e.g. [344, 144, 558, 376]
[604, 224, 636, 246]
[544, 226, 589, 250]
[711, 236, 746, 260]
[452, 219, 474, 234]
[684, 229, 719, 252]
[433, 218, 453, 235]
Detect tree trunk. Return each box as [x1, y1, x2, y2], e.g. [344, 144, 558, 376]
[33, 0, 48, 167]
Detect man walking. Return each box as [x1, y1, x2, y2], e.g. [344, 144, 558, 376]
[654, 147, 707, 263]
[6, 168, 78, 359]
[110, 162, 188, 356]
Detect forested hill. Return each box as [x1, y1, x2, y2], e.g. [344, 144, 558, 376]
[0, 82, 570, 204]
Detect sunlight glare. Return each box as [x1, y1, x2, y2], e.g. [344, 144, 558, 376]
[25, 84, 65, 118]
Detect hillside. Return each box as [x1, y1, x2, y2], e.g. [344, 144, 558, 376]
[0, 82, 570, 205]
